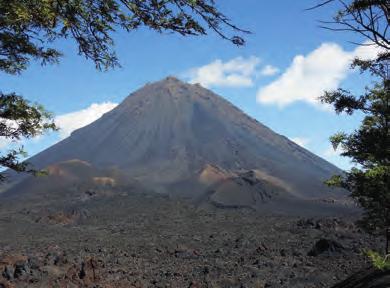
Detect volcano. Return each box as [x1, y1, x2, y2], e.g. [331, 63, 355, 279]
[2, 77, 349, 214]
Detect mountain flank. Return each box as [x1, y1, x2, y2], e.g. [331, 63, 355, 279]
[2, 77, 351, 215]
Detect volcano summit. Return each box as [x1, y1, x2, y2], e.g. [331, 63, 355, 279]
[2, 77, 349, 215]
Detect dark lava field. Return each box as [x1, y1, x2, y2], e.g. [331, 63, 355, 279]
[0, 192, 382, 288]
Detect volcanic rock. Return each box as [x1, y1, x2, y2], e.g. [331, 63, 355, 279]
[308, 238, 345, 256]
[331, 267, 390, 288]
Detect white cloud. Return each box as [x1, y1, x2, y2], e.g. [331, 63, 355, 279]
[323, 145, 345, 158]
[260, 65, 279, 76]
[0, 137, 12, 149]
[0, 102, 118, 153]
[290, 137, 310, 148]
[354, 43, 381, 59]
[55, 102, 118, 139]
[0, 118, 22, 150]
[257, 42, 380, 108]
[187, 56, 261, 88]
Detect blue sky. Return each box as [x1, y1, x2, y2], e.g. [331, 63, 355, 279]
[0, 1, 380, 170]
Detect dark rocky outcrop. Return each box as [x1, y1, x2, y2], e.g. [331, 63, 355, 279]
[308, 238, 344, 256]
[331, 267, 390, 288]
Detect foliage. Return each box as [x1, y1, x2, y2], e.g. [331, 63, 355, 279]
[321, 63, 390, 243]
[0, 0, 246, 180]
[312, 0, 390, 59]
[0, 93, 56, 180]
[365, 249, 390, 270]
[316, 0, 390, 254]
[0, 0, 248, 73]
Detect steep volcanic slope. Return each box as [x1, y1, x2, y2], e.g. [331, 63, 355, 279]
[3, 77, 347, 212]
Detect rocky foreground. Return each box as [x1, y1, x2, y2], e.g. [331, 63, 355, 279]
[0, 192, 383, 288]
[331, 267, 390, 288]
